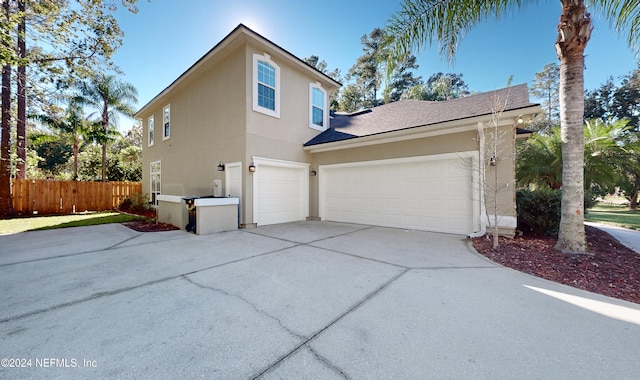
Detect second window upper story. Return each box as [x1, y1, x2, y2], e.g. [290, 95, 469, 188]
[163, 105, 170, 140]
[309, 83, 327, 131]
[253, 53, 280, 118]
[147, 115, 155, 147]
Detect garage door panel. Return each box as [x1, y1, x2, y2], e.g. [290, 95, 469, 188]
[321, 156, 474, 234]
[256, 164, 308, 226]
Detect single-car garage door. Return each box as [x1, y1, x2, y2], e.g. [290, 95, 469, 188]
[319, 153, 477, 235]
[253, 157, 309, 226]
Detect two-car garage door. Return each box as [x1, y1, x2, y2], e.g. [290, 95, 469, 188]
[319, 154, 477, 235]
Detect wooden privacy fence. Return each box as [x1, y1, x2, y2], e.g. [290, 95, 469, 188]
[12, 179, 142, 215]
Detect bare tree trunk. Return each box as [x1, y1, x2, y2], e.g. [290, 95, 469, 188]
[102, 102, 108, 182]
[73, 135, 79, 181]
[101, 142, 107, 181]
[1, 0, 14, 216]
[16, 0, 26, 180]
[629, 188, 639, 211]
[555, 0, 590, 253]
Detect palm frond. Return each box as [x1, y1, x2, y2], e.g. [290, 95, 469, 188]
[384, 0, 530, 73]
[589, 0, 640, 55]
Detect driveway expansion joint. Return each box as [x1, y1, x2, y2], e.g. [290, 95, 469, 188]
[252, 268, 409, 379]
[0, 233, 193, 268]
[105, 233, 143, 249]
[181, 275, 307, 341]
[307, 345, 351, 380]
[1, 245, 297, 323]
[0, 276, 180, 324]
[241, 224, 374, 246]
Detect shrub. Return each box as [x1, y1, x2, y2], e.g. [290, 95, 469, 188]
[516, 188, 561, 237]
[119, 193, 150, 213]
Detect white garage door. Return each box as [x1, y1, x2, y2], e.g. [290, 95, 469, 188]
[253, 158, 309, 226]
[320, 154, 477, 235]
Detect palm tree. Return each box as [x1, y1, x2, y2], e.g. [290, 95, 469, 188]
[517, 119, 633, 192]
[77, 74, 137, 181]
[31, 100, 92, 180]
[385, 1, 640, 253]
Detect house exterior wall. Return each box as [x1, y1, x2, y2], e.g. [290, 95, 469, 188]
[241, 43, 330, 225]
[140, 45, 247, 201]
[140, 34, 337, 227]
[482, 124, 518, 236]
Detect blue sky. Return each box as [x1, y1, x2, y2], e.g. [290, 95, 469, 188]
[113, 0, 638, 129]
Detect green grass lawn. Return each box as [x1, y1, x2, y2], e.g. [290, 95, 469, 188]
[586, 203, 640, 231]
[0, 212, 145, 235]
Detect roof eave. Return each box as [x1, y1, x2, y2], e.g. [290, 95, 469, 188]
[135, 24, 341, 118]
[304, 105, 542, 153]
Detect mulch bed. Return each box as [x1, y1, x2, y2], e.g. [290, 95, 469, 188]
[119, 208, 180, 232]
[472, 225, 640, 304]
[123, 220, 180, 232]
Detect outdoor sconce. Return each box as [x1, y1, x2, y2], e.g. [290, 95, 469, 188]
[249, 162, 256, 172]
[217, 162, 225, 171]
[517, 115, 524, 124]
[310, 170, 317, 176]
[489, 156, 497, 166]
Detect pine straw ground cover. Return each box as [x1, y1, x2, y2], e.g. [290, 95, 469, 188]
[472, 226, 640, 304]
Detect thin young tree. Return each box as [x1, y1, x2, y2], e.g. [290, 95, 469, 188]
[385, 0, 640, 253]
[76, 74, 137, 181]
[530, 63, 560, 123]
[0, 0, 12, 216]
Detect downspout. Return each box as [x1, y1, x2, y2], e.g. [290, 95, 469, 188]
[468, 121, 487, 238]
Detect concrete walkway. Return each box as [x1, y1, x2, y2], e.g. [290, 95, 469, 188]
[1, 221, 639, 379]
[586, 222, 640, 254]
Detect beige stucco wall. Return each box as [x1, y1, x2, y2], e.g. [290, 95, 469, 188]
[238, 43, 334, 225]
[140, 40, 337, 227]
[482, 125, 518, 236]
[157, 199, 187, 230]
[140, 45, 247, 202]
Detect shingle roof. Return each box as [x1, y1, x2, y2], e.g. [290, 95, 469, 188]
[305, 83, 538, 146]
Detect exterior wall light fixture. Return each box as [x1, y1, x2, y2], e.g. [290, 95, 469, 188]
[310, 170, 317, 176]
[249, 162, 256, 172]
[217, 162, 225, 171]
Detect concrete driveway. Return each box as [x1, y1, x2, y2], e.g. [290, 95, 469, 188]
[1, 221, 639, 379]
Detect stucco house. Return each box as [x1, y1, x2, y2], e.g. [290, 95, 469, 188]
[135, 24, 541, 237]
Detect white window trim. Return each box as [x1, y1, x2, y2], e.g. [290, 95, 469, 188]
[147, 115, 154, 147]
[252, 53, 280, 118]
[162, 104, 170, 141]
[150, 160, 161, 205]
[309, 82, 328, 131]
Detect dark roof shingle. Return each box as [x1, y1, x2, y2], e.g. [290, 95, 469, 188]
[305, 83, 538, 147]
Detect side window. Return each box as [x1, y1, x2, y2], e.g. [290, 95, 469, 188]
[309, 83, 327, 130]
[252, 53, 280, 118]
[148, 116, 154, 147]
[150, 160, 161, 206]
[163, 105, 170, 140]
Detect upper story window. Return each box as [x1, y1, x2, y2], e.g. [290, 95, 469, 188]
[253, 53, 280, 118]
[309, 83, 327, 130]
[148, 115, 154, 147]
[163, 105, 170, 140]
